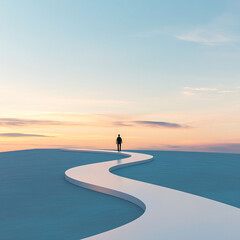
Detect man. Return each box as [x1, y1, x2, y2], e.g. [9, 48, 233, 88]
[116, 134, 122, 152]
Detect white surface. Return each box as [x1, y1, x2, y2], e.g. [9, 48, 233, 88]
[64, 149, 240, 240]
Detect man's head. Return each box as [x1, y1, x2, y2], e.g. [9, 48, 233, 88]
[118, 134, 120, 137]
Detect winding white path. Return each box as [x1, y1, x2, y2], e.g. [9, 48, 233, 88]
[64, 149, 240, 240]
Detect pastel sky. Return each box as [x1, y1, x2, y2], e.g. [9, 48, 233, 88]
[1, 0, 240, 153]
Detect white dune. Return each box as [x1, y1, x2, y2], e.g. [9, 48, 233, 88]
[64, 149, 240, 240]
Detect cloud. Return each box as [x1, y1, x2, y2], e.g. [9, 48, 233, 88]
[182, 87, 236, 95]
[0, 117, 190, 130]
[184, 87, 217, 92]
[182, 91, 196, 96]
[176, 29, 233, 46]
[0, 118, 81, 127]
[113, 121, 134, 127]
[218, 90, 235, 94]
[114, 120, 190, 129]
[0, 133, 49, 137]
[134, 121, 187, 128]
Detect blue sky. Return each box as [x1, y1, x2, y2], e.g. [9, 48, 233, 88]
[0, 0, 240, 151]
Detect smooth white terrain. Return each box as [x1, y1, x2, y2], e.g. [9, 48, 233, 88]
[64, 149, 240, 240]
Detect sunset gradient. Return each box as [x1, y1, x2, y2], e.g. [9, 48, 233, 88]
[1, 0, 240, 153]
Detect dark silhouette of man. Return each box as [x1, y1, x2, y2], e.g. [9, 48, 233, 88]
[116, 134, 122, 152]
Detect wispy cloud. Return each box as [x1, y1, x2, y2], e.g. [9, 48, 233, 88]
[182, 87, 236, 96]
[176, 29, 235, 46]
[113, 121, 134, 127]
[218, 90, 235, 94]
[134, 121, 188, 128]
[0, 133, 49, 137]
[114, 120, 190, 129]
[0, 118, 81, 127]
[184, 87, 217, 92]
[182, 91, 196, 96]
[0, 117, 191, 129]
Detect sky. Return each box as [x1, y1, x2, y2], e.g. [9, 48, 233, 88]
[0, 0, 240, 153]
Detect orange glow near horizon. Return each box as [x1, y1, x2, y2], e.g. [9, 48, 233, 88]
[1, 111, 240, 153]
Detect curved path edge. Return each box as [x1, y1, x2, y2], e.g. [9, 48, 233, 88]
[64, 149, 240, 240]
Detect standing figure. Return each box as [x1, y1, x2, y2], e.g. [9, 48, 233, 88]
[116, 134, 122, 152]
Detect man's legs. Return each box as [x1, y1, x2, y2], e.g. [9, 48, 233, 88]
[119, 144, 121, 151]
[117, 144, 120, 152]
